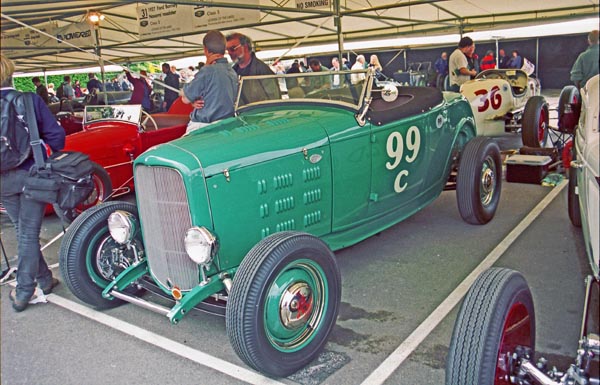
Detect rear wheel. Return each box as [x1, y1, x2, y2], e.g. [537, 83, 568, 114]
[446, 268, 536, 385]
[226, 232, 341, 377]
[558, 85, 581, 133]
[457, 137, 502, 224]
[522, 96, 549, 147]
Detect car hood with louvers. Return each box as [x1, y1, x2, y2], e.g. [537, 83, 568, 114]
[137, 106, 352, 178]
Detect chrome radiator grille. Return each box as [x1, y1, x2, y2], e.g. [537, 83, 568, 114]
[135, 165, 199, 291]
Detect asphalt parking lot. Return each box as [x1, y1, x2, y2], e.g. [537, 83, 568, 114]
[1, 91, 596, 385]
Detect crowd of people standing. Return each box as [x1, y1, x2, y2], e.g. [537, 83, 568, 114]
[19, 27, 600, 122]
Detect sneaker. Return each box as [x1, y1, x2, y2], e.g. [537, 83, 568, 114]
[40, 277, 60, 295]
[8, 289, 33, 312]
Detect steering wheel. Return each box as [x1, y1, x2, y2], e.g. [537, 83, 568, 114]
[140, 110, 158, 131]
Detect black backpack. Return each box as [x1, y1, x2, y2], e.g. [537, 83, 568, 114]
[56, 83, 65, 99]
[0, 91, 31, 172]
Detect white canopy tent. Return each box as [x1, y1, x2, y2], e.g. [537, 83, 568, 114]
[1, 0, 598, 74]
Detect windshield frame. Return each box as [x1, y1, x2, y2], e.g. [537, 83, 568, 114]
[235, 69, 373, 113]
[83, 104, 142, 125]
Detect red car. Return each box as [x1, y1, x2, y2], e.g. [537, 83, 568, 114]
[56, 98, 192, 221]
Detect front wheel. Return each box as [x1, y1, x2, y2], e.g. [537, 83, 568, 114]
[446, 268, 536, 385]
[457, 137, 502, 224]
[59, 201, 144, 309]
[521, 96, 549, 147]
[226, 232, 341, 377]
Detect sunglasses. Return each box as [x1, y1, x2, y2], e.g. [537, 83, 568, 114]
[227, 44, 241, 53]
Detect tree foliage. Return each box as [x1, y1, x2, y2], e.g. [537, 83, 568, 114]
[13, 61, 162, 92]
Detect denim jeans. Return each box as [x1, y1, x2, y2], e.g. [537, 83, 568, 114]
[1, 168, 53, 301]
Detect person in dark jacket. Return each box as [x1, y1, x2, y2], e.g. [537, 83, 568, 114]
[31, 77, 49, 104]
[125, 69, 153, 111]
[498, 49, 509, 69]
[1, 54, 65, 312]
[434, 52, 449, 77]
[226, 32, 279, 103]
[86, 73, 103, 94]
[161, 63, 180, 112]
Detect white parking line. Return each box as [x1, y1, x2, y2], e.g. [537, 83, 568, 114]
[4, 275, 284, 384]
[360, 180, 567, 385]
[45, 294, 287, 385]
[6, 181, 566, 384]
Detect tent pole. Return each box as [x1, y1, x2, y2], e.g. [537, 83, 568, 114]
[335, 0, 344, 67]
[535, 38, 539, 78]
[92, 22, 107, 104]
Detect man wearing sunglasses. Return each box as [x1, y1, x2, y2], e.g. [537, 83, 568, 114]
[226, 32, 280, 103]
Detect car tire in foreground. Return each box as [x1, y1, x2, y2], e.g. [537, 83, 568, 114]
[522, 96, 550, 147]
[55, 162, 113, 224]
[226, 231, 341, 377]
[456, 137, 502, 225]
[446, 268, 536, 385]
[59, 201, 143, 309]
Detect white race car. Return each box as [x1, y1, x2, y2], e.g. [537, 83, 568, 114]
[569, 74, 599, 269]
[460, 69, 548, 147]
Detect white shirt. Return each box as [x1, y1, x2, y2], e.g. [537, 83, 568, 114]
[449, 48, 471, 87]
[351, 62, 366, 84]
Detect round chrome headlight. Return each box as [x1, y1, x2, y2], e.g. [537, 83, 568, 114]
[184, 226, 218, 266]
[108, 211, 137, 244]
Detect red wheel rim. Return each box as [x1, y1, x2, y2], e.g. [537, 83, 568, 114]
[537, 108, 547, 143]
[571, 95, 578, 104]
[76, 174, 106, 213]
[494, 302, 532, 384]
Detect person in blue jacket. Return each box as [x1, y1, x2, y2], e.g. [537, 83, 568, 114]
[0, 54, 65, 312]
[507, 50, 523, 69]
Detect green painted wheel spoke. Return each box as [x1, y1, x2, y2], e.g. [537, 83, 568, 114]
[264, 259, 329, 352]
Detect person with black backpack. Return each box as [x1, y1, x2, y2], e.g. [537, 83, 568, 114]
[0, 54, 65, 312]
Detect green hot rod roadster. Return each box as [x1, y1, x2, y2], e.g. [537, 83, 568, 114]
[59, 68, 502, 376]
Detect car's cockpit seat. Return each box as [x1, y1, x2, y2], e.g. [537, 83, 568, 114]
[150, 114, 190, 130]
[476, 69, 529, 97]
[506, 71, 528, 96]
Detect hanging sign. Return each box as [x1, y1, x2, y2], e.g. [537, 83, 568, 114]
[192, 0, 260, 30]
[295, 0, 331, 10]
[55, 21, 95, 48]
[137, 1, 260, 40]
[137, 3, 190, 40]
[1, 21, 57, 57]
